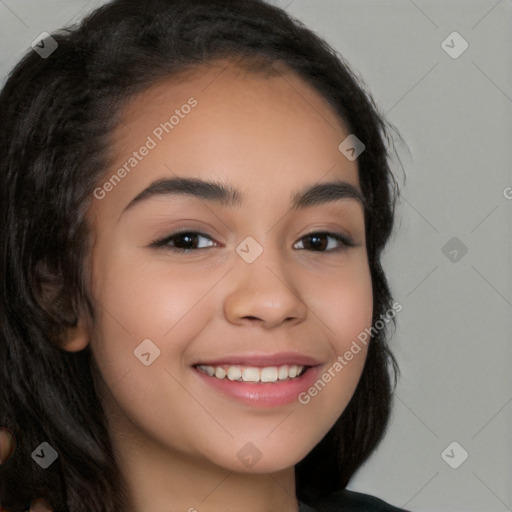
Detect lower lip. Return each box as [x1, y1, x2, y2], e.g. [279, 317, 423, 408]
[193, 365, 321, 407]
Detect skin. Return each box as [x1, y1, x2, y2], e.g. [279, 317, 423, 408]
[67, 60, 373, 512]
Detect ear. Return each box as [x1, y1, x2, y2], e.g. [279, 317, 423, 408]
[34, 260, 92, 352]
[61, 318, 90, 352]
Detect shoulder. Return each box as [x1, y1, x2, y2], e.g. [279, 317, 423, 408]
[300, 488, 411, 512]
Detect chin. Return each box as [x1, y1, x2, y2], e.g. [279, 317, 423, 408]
[205, 437, 314, 474]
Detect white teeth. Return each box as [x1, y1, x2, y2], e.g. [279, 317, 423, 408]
[204, 366, 215, 377]
[197, 364, 307, 382]
[241, 367, 260, 382]
[278, 366, 288, 380]
[260, 367, 278, 382]
[227, 366, 242, 381]
[214, 367, 226, 379]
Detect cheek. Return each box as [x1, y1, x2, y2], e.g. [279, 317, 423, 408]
[87, 239, 374, 465]
[90, 244, 212, 342]
[87, 246, 179, 383]
[309, 254, 374, 350]
[87, 248, 217, 453]
[298, 256, 373, 417]
[90, 242, 373, 385]
[332, 273, 373, 351]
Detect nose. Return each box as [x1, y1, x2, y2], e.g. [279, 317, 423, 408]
[223, 247, 308, 330]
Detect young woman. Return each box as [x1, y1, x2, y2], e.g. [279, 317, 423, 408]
[0, 1, 407, 510]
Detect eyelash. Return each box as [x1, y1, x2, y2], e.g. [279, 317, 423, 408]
[150, 229, 356, 254]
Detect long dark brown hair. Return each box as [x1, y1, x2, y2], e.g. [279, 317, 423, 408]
[0, 0, 401, 510]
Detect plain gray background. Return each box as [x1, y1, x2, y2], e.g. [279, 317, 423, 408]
[1, 1, 511, 511]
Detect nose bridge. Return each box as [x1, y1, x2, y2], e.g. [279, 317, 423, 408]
[223, 233, 307, 328]
[235, 231, 288, 284]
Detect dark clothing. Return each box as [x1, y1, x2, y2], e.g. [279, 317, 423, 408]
[298, 489, 411, 512]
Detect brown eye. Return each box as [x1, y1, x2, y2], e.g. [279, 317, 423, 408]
[294, 232, 355, 252]
[150, 229, 355, 254]
[151, 230, 216, 253]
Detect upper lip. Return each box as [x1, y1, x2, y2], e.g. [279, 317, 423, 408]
[193, 352, 322, 367]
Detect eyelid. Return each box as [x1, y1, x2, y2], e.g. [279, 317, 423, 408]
[149, 228, 357, 253]
[149, 228, 218, 248]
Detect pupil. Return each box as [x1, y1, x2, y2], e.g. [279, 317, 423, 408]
[310, 235, 326, 251]
[177, 233, 196, 248]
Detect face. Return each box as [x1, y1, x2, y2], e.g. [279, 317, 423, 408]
[82, 60, 373, 476]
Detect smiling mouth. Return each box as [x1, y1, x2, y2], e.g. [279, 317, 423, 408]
[194, 364, 309, 383]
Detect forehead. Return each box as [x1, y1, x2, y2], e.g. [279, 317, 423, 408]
[114, 57, 351, 158]
[95, 58, 360, 218]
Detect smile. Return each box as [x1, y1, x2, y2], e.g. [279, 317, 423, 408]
[195, 364, 308, 383]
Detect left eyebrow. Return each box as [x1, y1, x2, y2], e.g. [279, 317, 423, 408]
[119, 176, 365, 219]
